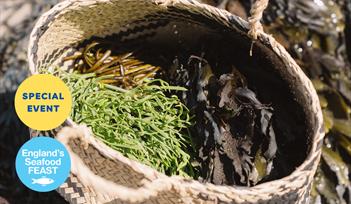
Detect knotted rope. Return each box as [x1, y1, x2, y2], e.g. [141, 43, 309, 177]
[248, 0, 269, 55]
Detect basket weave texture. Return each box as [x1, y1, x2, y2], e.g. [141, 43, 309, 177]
[28, 0, 324, 203]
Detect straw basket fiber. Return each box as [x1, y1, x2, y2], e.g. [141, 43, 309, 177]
[28, 0, 324, 203]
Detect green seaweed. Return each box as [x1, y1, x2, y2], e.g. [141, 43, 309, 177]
[53, 68, 197, 177]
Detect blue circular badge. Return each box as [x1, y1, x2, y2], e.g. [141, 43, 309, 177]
[15, 137, 71, 192]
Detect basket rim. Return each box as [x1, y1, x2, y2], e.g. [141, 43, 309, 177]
[27, 0, 325, 198]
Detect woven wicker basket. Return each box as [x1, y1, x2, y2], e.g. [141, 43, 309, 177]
[28, 0, 324, 203]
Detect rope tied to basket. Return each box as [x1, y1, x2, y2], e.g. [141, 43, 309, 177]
[248, 0, 269, 55]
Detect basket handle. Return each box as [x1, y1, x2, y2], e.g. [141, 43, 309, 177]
[248, 0, 269, 40]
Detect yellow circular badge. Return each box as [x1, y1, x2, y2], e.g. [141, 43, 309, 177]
[15, 74, 72, 131]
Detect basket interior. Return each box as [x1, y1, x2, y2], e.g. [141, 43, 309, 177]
[32, 0, 318, 183]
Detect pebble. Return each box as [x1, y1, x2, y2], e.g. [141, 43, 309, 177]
[7, 3, 32, 27]
[0, 196, 9, 204]
[0, 25, 10, 38]
[0, 8, 14, 24]
[0, 0, 61, 94]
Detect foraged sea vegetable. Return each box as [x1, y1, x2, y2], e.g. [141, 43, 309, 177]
[166, 56, 277, 186]
[56, 69, 196, 177]
[62, 39, 279, 186]
[258, 0, 351, 202]
[63, 42, 160, 89]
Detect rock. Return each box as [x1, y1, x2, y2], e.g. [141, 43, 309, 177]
[0, 7, 14, 24]
[0, 196, 9, 204]
[0, 25, 10, 39]
[6, 3, 32, 27]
